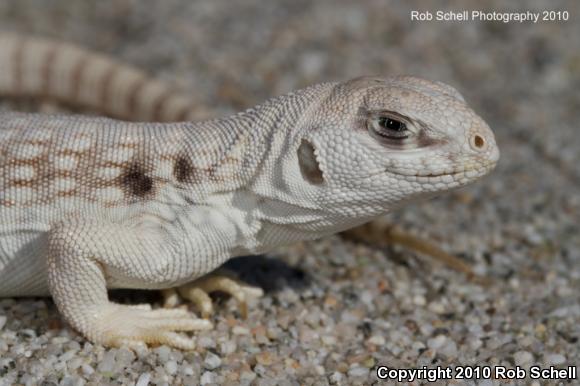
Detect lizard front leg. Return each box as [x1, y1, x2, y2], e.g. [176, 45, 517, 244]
[47, 220, 211, 350]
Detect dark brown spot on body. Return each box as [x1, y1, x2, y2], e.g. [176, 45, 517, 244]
[120, 163, 153, 197]
[173, 156, 193, 183]
[207, 167, 220, 182]
[57, 190, 79, 198]
[100, 160, 129, 168]
[10, 180, 34, 188]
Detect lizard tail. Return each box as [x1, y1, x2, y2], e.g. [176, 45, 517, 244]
[0, 34, 200, 122]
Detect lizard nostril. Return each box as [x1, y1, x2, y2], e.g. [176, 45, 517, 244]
[472, 134, 485, 150]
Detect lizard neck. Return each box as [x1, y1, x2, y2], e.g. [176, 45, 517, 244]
[172, 82, 335, 200]
[167, 83, 337, 259]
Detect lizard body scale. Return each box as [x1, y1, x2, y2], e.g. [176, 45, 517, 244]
[0, 35, 499, 348]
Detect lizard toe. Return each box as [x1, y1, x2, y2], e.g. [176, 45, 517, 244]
[164, 273, 264, 319]
[95, 303, 212, 350]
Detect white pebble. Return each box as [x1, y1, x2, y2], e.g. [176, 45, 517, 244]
[468, 337, 483, 350]
[81, 364, 94, 375]
[155, 345, 171, 362]
[0, 315, 6, 330]
[232, 326, 250, 335]
[59, 376, 84, 386]
[428, 302, 446, 314]
[200, 371, 217, 385]
[514, 351, 534, 366]
[413, 295, 426, 306]
[367, 335, 385, 346]
[545, 353, 566, 365]
[329, 371, 343, 384]
[549, 305, 580, 318]
[116, 347, 135, 363]
[240, 371, 257, 382]
[360, 291, 374, 306]
[67, 357, 83, 370]
[165, 360, 178, 375]
[219, 340, 236, 355]
[60, 349, 77, 362]
[135, 373, 151, 386]
[204, 352, 222, 370]
[427, 335, 447, 350]
[97, 350, 116, 373]
[440, 341, 458, 359]
[348, 366, 369, 377]
[322, 335, 337, 345]
[181, 365, 194, 376]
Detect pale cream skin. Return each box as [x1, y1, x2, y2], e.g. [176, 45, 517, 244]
[0, 37, 498, 350]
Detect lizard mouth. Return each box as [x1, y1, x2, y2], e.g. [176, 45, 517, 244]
[388, 161, 498, 179]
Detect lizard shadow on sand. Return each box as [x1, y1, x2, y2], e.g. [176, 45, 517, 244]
[110, 255, 311, 305]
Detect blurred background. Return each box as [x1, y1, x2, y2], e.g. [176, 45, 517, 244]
[0, 1, 579, 385]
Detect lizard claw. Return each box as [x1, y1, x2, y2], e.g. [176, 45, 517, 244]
[162, 273, 264, 319]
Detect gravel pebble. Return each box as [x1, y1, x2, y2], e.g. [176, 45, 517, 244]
[97, 350, 116, 373]
[200, 371, 217, 385]
[544, 353, 566, 365]
[155, 345, 172, 362]
[427, 335, 447, 350]
[135, 373, 151, 386]
[232, 326, 250, 335]
[514, 351, 534, 366]
[203, 352, 222, 370]
[328, 371, 343, 384]
[367, 335, 385, 346]
[165, 360, 178, 375]
[348, 366, 369, 378]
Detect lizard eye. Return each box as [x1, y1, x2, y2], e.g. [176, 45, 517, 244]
[368, 114, 410, 140]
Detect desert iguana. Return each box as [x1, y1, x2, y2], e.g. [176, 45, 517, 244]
[0, 35, 499, 349]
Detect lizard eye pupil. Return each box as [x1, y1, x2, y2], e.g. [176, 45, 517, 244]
[368, 114, 410, 141]
[379, 117, 406, 132]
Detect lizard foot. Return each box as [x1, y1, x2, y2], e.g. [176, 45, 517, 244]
[98, 303, 212, 350]
[162, 273, 264, 319]
[342, 222, 490, 285]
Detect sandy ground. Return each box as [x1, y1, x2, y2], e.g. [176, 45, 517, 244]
[0, 1, 579, 385]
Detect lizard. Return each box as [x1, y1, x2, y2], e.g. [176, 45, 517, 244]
[0, 34, 499, 349]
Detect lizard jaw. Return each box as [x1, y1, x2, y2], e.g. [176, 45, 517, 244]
[389, 160, 498, 179]
[385, 161, 498, 188]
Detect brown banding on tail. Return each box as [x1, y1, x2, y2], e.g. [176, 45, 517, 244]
[0, 34, 201, 122]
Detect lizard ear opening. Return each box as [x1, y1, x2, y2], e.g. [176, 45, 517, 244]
[298, 139, 324, 185]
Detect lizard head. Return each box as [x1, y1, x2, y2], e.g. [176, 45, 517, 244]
[290, 75, 499, 230]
